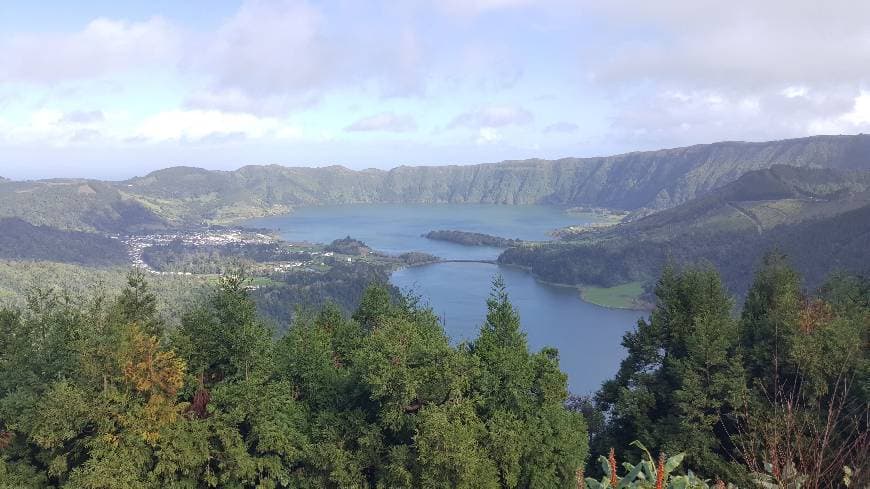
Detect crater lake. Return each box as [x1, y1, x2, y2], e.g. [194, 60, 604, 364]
[245, 204, 642, 394]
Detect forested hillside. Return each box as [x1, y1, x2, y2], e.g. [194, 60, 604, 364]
[2, 134, 869, 230]
[0, 180, 166, 233]
[0, 218, 128, 266]
[0, 273, 587, 488]
[0, 259, 865, 487]
[0, 262, 207, 322]
[500, 166, 870, 296]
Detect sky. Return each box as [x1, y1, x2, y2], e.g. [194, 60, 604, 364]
[1, 0, 869, 180]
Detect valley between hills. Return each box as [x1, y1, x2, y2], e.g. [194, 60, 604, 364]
[1, 133, 869, 313]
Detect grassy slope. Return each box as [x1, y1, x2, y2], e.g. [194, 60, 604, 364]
[579, 281, 646, 309]
[0, 180, 167, 233]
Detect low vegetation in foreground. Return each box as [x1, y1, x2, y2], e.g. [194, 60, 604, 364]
[0, 252, 866, 488]
[589, 254, 868, 488]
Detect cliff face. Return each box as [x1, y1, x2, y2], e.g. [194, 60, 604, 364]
[125, 134, 870, 214]
[379, 134, 870, 209]
[3, 134, 869, 230]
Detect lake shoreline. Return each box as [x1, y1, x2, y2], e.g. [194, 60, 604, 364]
[392, 259, 650, 312]
[494, 262, 651, 311]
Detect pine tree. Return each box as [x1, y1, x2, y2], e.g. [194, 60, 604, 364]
[596, 265, 745, 481]
[472, 276, 533, 415]
[175, 269, 272, 382]
[352, 282, 395, 330]
[739, 252, 801, 394]
[117, 269, 162, 337]
[473, 276, 588, 488]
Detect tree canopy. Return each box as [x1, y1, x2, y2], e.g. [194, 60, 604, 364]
[0, 271, 587, 488]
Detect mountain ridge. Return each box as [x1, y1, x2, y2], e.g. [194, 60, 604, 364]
[120, 133, 870, 223]
[132, 133, 870, 180]
[2, 133, 869, 231]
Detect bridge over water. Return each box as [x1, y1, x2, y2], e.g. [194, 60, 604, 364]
[436, 259, 497, 264]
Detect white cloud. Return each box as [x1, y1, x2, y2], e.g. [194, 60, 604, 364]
[0, 17, 180, 82]
[136, 110, 301, 142]
[450, 105, 533, 129]
[806, 91, 870, 134]
[843, 92, 870, 126]
[0, 1, 432, 113]
[587, 0, 870, 90]
[2, 0, 869, 160]
[781, 86, 809, 99]
[434, 0, 535, 16]
[589, 1, 870, 99]
[476, 127, 502, 144]
[456, 42, 523, 92]
[30, 110, 64, 130]
[345, 113, 418, 133]
[70, 129, 102, 142]
[604, 88, 870, 149]
[190, 0, 430, 113]
[0, 109, 108, 146]
[0, 107, 304, 148]
[183, 88, 321, 117]
[577, 0, 870, 147]
[200, 0, 331, 97]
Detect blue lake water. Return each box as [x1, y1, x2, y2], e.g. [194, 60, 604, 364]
[246, 204, 643, 394]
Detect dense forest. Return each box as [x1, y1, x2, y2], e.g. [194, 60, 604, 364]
[253, 261, 399, 330]
[0, 218, 128, 267]
[0, 254, 866, 487]
[0, 257, 405, 337]
[0, 271, 587, 487]
[0, 181, 167, 234]
[500, 204, 870, 297]
[0, 261, 206, 324]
